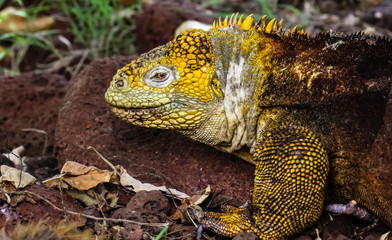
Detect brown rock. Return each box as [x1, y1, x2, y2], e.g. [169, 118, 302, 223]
[321, 215, 353, 240]
[120, 224, 143, 240]
[0, 73, 68, 156]
[292, 236, 312, 240]
[362, 90, 392, 227]
[364, 232, 389, 240]
[126, 190, 169, 218]
[110, 209, 144, 240]
[233, 232, 259, 240]
[54, 57, 254, 202]
[0, 184, 85, 231]
[110, 190, 169, 239]
[363, 3, 392, 31]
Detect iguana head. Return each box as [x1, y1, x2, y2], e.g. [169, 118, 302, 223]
[105, 28, 223, 130]
[105, 14, 287, 155]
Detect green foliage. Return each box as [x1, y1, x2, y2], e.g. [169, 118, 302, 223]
[0, 31, 55, 75]
[200, 0, 225, 9]
[59, 0, 142, 59]
[0, 0, 53, 75]
[154, 225, 168, 240]
[254, 0, 277, 19]
[0, 0, 141, 76]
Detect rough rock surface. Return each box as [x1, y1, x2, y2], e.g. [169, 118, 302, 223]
[110, 190, 169, 239]
[0, 184, 85, 231]
[0, 73, 68, 156]
[54, 57, 254, 203]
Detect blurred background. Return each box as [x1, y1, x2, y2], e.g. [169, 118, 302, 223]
[0, 0, 391, 78]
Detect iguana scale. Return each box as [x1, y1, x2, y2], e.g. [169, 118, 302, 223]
[105, 14, 392, 239]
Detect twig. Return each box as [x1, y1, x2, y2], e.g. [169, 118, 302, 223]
[73, 49, 89, 78]
[22, 128, 48, 155]
[9, 190, 168, 227]
[87, 146, 119, 175]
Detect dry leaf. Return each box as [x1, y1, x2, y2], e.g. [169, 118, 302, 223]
[106, 192, 120, 208]
[45, 161, 189, 202]
[0, 7, 54, 33]
[2, 145, 24, 167]
[380, 231, 391, 240]
[116, 165, 190, 199]
[193, 185, 211, 205]
[43, 174, 69, 189]
[169, 198, 189, 221]
[0, 165, 36, 188]
[168, 185, 211, 221]
[67, 189, 99, 206]
[60, 161, 118, 190]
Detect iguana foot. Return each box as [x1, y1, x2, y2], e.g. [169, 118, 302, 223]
[199, 205, 259, 237]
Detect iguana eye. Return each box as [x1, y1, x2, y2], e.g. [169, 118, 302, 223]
[155, 72, 167, 80]
[144, 66, 177, 88]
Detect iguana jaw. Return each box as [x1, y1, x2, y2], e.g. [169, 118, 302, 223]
[105, 67, 209, 130]
[109, 102, 175, 124]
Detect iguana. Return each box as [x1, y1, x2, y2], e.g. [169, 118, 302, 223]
[105, 14, 392, 239]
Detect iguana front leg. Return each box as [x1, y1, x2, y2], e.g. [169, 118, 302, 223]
[200, 125, 329, 239]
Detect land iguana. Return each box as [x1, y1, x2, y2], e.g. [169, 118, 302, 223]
[105, 14, 392, 239]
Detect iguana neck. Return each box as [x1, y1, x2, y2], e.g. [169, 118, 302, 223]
[205, 28, 268, 156]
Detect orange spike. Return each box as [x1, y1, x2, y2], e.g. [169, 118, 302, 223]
[241, 14, 254, 30]
[228, 13, 234, 26]
[292, 25, 298, 34]
[265, 18, 276, 34]
[218, 18, 222, 28]
[232, 13, 239, 26]
[223, 16, 228, 28]
[260, 15, 267, 31]
[278, 19, 283, 30]
[237, 15, 243, 26]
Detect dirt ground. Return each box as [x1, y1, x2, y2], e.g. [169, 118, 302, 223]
[1, 0, 392, 239]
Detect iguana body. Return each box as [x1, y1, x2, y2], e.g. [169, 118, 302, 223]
[105, 14, 392, 239]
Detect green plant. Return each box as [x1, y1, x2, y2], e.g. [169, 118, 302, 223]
[0, 30, 57, 75]
[59, 0, 142, 59]
[154, 225, 168, 240]
[0, 0, 141, 76]
[254, 0, 277, 19]
[0, 0, 55, 75]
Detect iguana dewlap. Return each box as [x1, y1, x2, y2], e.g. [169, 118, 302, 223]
[105, 14, 392, 239]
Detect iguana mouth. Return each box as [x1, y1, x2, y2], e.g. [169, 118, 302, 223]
[110, 102, 177, 117]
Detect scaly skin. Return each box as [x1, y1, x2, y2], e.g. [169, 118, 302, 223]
[105, 14, 392, 239]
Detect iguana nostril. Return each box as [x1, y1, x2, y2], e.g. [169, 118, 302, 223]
[116, 80, 124, 88]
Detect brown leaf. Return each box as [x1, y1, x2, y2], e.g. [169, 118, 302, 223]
[0, 7, 54, 33]
[60, 161, 118, 190]
[44, 176, 69, 189]
[0, 165, 36, 188]
[116, 165, 190, 199]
